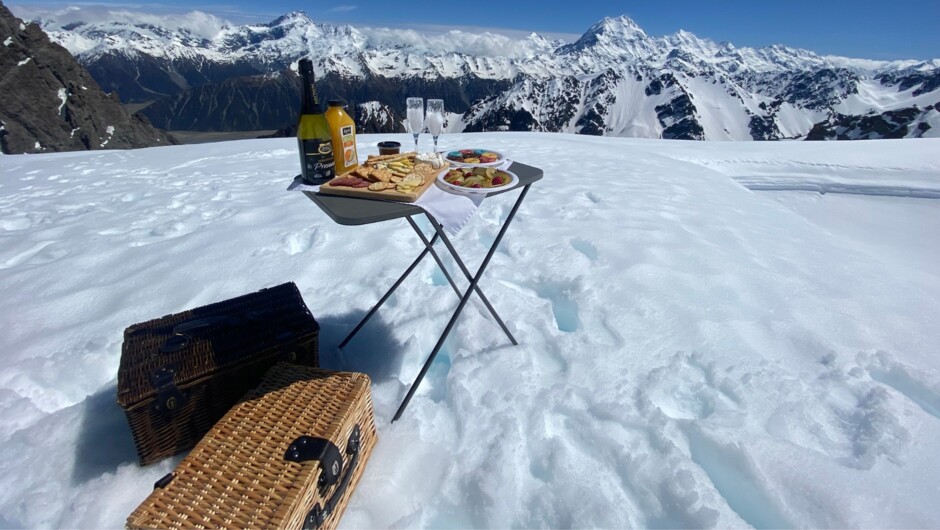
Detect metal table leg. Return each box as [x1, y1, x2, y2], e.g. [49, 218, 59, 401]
[392, 184, 531, 421]
[338, 231, 441, 348]
[406, 217, 462, 299]
[407, 216, 516, 344]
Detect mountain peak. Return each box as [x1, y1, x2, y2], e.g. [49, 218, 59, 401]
[269, 11, 312, 27]
[588, 15, 647, 39]
[559, 14, 649, 55]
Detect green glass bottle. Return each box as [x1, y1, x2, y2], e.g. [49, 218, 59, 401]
[296, 59, 335, 185]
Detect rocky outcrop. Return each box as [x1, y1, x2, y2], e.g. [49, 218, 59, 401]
[806, 106, 934, 140]
[140, 70, 298, 131]
[139, 69, 511, 134]
[0, 1, 174, 154]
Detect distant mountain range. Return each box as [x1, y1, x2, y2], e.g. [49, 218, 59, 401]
[28, 9, 940, 140]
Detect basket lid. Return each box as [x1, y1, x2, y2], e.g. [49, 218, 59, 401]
[125, 364, 375, 530]
[116, 282, 318, 406]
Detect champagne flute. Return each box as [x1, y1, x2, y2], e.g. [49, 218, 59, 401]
[406, 97, 424, 153]
[425, 99, 444, 153]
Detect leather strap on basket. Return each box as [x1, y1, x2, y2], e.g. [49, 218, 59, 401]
[151, 365, 188, 416]
[284, 424, 362, 530]
[158, 314, 302, 354]
[159, 315, 245, 353]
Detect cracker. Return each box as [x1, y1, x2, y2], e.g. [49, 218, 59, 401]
[367, 181, 391, 191]
[366, 151, 418, 164]
[401, 174, 423, 187]
[371, 168, 393, 182]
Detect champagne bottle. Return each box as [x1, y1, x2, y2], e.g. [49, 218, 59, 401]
[296, 59, 335, 185]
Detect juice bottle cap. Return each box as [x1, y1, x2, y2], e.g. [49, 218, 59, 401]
[327, 99, 345, 106]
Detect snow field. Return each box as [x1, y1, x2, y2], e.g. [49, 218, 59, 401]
[1, 133, 939, 528]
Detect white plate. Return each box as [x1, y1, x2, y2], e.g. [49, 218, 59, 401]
[436, 167, 518, 195]
[444, 148, 506, 167]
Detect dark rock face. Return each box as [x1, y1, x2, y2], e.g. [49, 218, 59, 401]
[0, 1, 174, 154]
[877, 69, 940, 97]
[779, 68, 859, 110]
[748, 114, 782, 140]
[577, 70, 620, 135]
[84, 52, 265, 102]
[139, 68, 512, 134]
[645, 73, 679, 96]
[355, 101, 400, 134]
[140, 70, 299, 131]
[463, 103, 537, 132]
[806, 106, 927, 140]
[463, 75, 585, 133]
[656, 92, 704, 140]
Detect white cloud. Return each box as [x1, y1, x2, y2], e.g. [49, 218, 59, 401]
[10, 4, 234, 38]
[329, 4, 356, 13]
[351, 24, 569, 58]
[8, 3, 576, 57]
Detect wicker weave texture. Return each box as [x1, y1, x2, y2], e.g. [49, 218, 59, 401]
[117, 282, 320, 465]
[118, 282, 319, 405]
[126, 363, 377, 530]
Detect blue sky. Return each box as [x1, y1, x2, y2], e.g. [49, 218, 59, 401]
[12, 0, 940, 60]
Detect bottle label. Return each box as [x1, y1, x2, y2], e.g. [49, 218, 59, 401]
[339, 125, 358, 166]
[301, 139, 335, 182]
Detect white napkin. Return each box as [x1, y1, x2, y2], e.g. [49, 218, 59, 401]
[415, 183, 484, 236]
[416, 159, 517, 235]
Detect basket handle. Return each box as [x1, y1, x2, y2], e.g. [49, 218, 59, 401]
[284, 424, 362, 530]
[173, 315, 244, 334]
[159, 315, 245, 353]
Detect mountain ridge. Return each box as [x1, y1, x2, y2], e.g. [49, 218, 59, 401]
[22, 8, 940, 141]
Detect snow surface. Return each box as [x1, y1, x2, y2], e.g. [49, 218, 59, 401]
[1, 133, 939, 528]
[56, 88, 67, 115]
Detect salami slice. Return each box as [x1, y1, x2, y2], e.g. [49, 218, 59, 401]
[330, 175, 368, 187]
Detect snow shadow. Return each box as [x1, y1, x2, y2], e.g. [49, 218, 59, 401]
[315, 312, 405, 384]
[71, 385, 139, 485]
[69, 312, 402, 486]
[739, 179, 940, 199]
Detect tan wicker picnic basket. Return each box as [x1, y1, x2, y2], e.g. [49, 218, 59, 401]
[117, 282, 320, 465]
[126, 362, 378, 530]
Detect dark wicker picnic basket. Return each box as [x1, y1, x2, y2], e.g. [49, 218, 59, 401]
[126, 363, 378, 530]
[117, 282, 319, 465]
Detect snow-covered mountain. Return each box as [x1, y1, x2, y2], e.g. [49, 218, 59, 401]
[25, 8, 940, 140]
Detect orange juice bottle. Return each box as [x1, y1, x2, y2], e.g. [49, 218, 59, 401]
[325, 99, 358, 174]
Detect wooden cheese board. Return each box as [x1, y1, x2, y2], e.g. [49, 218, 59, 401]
[317, 152, 448, 203]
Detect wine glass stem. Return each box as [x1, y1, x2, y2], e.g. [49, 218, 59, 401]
[413, 133, 419, 152]
[433, 136, 439, 153]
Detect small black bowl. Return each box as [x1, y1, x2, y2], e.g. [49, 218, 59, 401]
[377, 141, 401, 155]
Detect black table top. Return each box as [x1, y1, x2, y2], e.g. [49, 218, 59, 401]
[303, 161, 543, 226]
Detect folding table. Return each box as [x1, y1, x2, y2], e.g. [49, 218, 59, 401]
[302, 161, 543, 421]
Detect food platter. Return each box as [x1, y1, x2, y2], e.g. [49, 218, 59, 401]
[318, 151, 447, 202]
[436, 166, 518, 195]
[444, 148, 505, 167]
